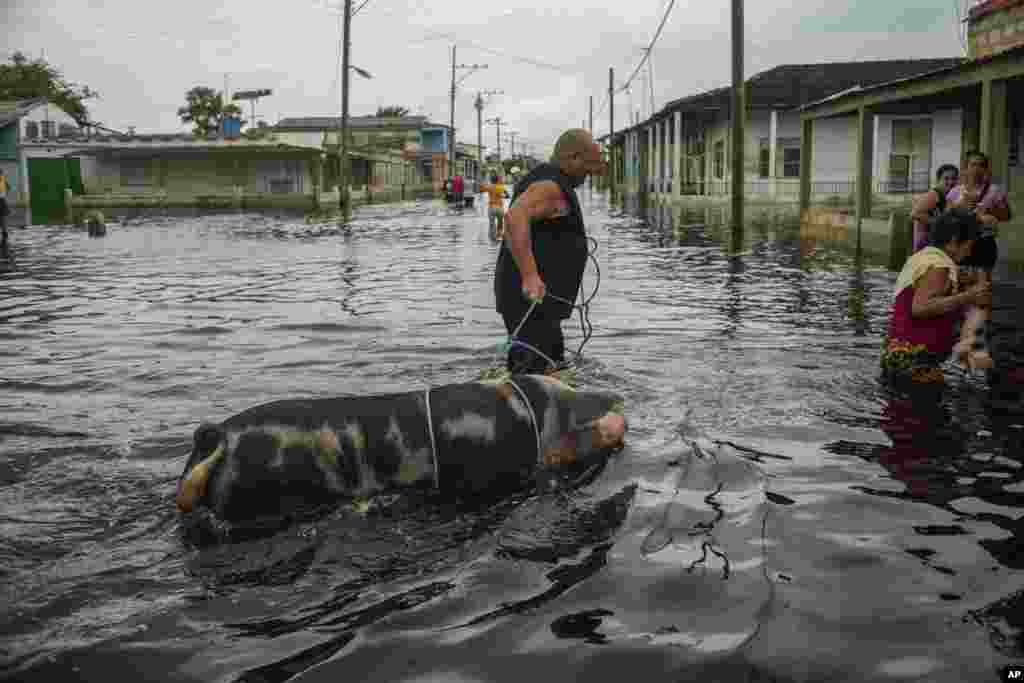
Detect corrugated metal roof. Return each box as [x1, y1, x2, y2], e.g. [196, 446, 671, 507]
[799, 45, 1024, 112]
[275, 115, 430, 130]
[658, 58, 963, 118]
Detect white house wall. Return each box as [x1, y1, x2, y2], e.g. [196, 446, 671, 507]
[811, 116, 856, 184]
[79, 154, 313, 196]
[19, 103, 80, 138]
[274, 131, 324, 149]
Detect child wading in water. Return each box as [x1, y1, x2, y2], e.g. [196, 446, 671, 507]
[882, 209, 991, 384]
[946, 151, 1013, 371]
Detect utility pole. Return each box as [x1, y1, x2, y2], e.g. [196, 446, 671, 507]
[449, 46, 487, 183]
[508, 131, 517, 160]
[609, 67, 615, 202]
[485, 116, 505, 166]
[730, 0, 745, 246]
[339, 0, 352, 211]
[646, 49, 656, 115]
[475, 90, 502, 181]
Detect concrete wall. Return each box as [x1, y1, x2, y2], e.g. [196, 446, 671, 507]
[274, 130, 324, 148]
[79, 153, 315, 197]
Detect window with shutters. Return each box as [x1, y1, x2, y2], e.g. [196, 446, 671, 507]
[889, 119, 932, 192]
[758, 138, 770, 178]
[776, 138, 801, 178]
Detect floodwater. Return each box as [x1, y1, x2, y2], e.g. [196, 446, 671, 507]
[1, 194, 1023, 682]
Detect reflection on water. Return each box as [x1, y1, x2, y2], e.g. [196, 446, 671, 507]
[1, 194, 1023, 682]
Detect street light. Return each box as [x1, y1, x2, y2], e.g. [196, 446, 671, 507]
[350, 65, 373, 80]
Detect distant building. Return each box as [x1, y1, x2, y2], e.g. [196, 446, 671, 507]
[606, 58, 962, 203]
[274, 115, 480, 194]
[799, 0, 1023, 229]
[0, 98, 82, 204]
[18, 132, 325, 215]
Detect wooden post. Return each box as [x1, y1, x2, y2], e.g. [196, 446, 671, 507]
[855, 106, 874, 235]
[730, 0, 744, 249]
[980, 78, 1009, 186]
[609, 67, 615, 203]
[339, 0, 352, 212]
[64, 187, 73, 224]
[799, 117, 813, 213]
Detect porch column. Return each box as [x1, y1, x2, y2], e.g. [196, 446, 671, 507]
[652, 122, 660, 195]
[311, 155, 322, 207]
[647, 125, 653, 192]
[980, 78, 1010, 186]
[17, 148, 29, 204]
[673, 111, 681, 197]
[799, 117, 813, 211]
[768, 109, 779, 199]
[855, 106, 875, 226]
[157, 157, 168, 192]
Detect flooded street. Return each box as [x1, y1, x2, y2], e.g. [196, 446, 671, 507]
[2, 194, 1023, 682]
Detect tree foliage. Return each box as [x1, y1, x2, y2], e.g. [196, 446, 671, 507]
[177, 86, 243, 137]
[0, 51, 99, 123]
[375, 105, 410, 117]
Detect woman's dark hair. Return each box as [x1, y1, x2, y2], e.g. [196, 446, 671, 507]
[929, 207, 980, 247]
[964, 150, 990, 167]
[935, 164, 959, 180]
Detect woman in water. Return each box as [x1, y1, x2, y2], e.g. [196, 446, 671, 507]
[909, 163, 959, 252]
[881, 208, 991, 384]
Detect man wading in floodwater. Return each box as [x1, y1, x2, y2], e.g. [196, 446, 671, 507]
[494, 129, 607, 374]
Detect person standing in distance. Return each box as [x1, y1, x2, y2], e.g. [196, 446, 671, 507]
[493, 129, 607, 374]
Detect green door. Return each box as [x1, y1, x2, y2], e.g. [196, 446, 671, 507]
[66, 158, 84, 195]
[28, 158, 71, 222]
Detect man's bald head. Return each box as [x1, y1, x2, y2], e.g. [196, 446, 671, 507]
[551, 129, 594, 163]
[550, 128, 606, 184]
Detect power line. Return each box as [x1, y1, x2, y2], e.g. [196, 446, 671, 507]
[619, 0, 677, 94]
[415, 30, 584, 76]
[351, 0, 373, 15]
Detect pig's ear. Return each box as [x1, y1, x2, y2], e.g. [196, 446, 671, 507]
[568, 390, 624, 431]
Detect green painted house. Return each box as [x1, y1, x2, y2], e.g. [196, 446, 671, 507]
[0, 98, 86, 218]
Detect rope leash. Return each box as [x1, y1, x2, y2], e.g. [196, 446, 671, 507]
[423, 387, 440, 489]
[423, 379, 543, 487]
[502, 236, 601, 371]
[504, 377, 543, 465]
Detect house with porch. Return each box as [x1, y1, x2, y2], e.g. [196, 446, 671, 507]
[0, 97, 84, 206]
[606, 58, 962, 204]
[273, 115, 483, 199]
[275, 114, 426, 200]
[798, 0, 1024, 263]
[19, 133, 326, 218]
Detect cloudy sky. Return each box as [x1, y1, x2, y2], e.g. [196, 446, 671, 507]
[5, 0, 969, 157]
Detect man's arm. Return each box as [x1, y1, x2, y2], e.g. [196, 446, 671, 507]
[910, 190, 938, 223]
[504, 180, 568, 301]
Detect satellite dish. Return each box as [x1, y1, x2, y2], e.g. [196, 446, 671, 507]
[510, 166, 521, 174]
